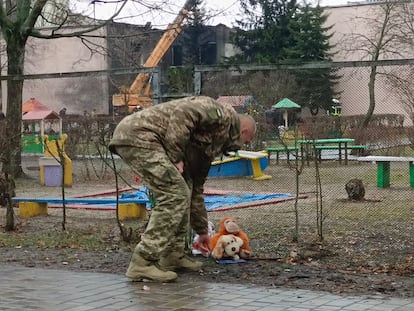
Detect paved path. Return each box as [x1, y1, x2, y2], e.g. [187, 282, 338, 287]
[1, 265, 413, 311]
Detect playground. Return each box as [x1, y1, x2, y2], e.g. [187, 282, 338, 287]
[1, 154, 413, 298]
[13, 150, 289, 217]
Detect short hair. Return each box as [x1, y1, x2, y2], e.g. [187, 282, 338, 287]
[238, 114, 256, 134]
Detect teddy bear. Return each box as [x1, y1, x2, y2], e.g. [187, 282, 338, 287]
[211, 234, 244, 260]
[209, 217, 252, 259]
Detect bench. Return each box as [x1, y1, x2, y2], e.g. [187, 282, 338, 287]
[266, 146, 298, 165]
[357, 156, 414, 188]
[298, 138, 356, 165]
[315, 145, 367, 162]
[12, 197, 149, 219]
[221, 150, 271, 180]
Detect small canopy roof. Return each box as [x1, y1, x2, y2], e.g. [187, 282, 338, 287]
[272, 98, 301, 109]
[22, 98, 50, 113]
[22, 110, 60, 121]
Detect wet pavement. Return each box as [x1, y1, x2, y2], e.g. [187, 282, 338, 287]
[1, 265, 414, 310]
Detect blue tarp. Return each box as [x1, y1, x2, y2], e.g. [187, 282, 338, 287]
[121, 188, 292, 211]
[204, 193, 292, 210]
[13, 188, 293, 211]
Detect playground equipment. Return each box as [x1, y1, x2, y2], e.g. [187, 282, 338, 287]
[12, 196, 148, 219]
[208, 150, 271, 180]
[39, 134, 72, 187]
[330, 98, 342, 116]
[12, 187, 303, 219]
[22, 109, 62, 154]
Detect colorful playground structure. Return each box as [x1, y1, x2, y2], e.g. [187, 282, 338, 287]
[208, 150, 271, 180]
[14, 149, 273, 219]
[39, 134, 72, 187]
[12, 195, 148, 220]
[12, 187, 300, 220]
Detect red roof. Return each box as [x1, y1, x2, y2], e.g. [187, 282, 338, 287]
[22, 98, 49, 112]
[22, 110, 60, 121]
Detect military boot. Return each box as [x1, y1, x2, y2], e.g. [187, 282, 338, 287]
[126, 252, 177, 282]
[159, 251, 203, 272]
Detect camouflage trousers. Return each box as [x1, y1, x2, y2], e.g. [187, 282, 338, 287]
[115, 146, 192, 261]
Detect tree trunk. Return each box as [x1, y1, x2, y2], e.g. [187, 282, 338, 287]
[361, 65, 377, 129]
[5, 187, 15, 231]
[5, 37, 26, 178]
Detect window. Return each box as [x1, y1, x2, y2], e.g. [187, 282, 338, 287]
[172, 45, 183, 66]
[200, 42, 216, 65]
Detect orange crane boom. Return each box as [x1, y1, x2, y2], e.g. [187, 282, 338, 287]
[112, 0, 196, 111]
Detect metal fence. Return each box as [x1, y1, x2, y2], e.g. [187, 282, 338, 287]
[58, 60, 414, 274]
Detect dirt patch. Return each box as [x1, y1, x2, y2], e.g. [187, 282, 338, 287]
[1, 157, 414, 298]
[1, 215, 413, 298]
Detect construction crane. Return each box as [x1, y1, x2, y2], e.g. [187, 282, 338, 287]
[112, 0, 196, 112]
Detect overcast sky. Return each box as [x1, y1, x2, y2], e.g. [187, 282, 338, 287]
[71, 0, 350, 28]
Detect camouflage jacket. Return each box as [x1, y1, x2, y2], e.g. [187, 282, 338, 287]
[109, 96, 243, 234]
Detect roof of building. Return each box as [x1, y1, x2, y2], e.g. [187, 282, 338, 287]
[22, 98, 50, 113]
[22, 110, 60, 121]
[216, 95, 257, 109]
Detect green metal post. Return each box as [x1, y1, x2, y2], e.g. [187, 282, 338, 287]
[377, 161, 390, 188]
[409, 162, 414, 188]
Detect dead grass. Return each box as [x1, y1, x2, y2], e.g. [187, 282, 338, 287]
[1, 156, 413, 276]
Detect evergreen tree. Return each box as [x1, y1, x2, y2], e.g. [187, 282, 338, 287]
[230, 1, 338, 113]
[286, 4, 338, 113]
[232, 0, 299, 63]
[168, 0, 207, 94]
[183, 0, 207, 65]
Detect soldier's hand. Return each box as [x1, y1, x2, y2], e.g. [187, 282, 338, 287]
[175, 161, 184, 173]
[197, 233, 210, 256]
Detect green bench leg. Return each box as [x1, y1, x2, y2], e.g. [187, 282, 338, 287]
[410, 162, 414, 188]
[377, 161, 390, 188]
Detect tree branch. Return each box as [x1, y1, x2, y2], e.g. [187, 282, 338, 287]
[29, 0, 129, 39]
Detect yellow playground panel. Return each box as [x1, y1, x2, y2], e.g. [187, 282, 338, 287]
[39, 134, 72, 187]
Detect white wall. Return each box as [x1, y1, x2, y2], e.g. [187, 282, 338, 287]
[325, 3, 414, 125]
[2, 26, 109, 115]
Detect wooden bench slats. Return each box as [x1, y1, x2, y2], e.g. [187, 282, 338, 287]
[314, 145, 367, 150]
[266, 146, 299, 152]
[266, 145, 367, 165]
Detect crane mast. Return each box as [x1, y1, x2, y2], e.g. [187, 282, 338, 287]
[112, 0, 196, 111]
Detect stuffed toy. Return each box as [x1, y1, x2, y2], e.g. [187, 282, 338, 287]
[211, 234, 244, 260]
[209, 217, 252, 259]
[192, 221, 216, 257]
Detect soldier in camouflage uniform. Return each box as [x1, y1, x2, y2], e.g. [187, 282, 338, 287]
[109, 96, 256, 282]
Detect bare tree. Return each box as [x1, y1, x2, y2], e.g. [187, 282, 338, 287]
[394, 0, 414, 48]
[0, 0, 127, 180]
[385, 2, 414, 124]
[0, 0, 127, 230]
[387, 66, 414, 124]
[340, 1, 405, 128]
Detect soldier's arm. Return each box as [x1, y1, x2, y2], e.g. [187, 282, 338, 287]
[189, 176, 209, 235]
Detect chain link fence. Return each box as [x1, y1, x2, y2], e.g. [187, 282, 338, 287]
[59, 61, 413, 274]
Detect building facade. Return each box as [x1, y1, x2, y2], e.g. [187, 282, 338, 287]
[325, 2, 414, 125]
[3, 2, 412, 123]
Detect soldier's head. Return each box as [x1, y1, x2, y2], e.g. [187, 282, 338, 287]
[238, 114, 256, 144]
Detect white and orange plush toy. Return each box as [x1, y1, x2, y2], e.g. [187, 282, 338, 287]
[211, 234, 244, 260]
[209, 217, 252, 259]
